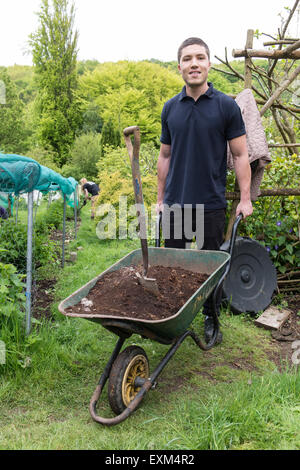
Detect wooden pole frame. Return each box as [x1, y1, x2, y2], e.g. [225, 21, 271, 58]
[224, 25, 300, 241]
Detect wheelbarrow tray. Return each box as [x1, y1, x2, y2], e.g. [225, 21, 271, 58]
[58, 247, 230, 341]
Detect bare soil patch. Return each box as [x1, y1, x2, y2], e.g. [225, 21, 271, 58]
[32, 278, 57, 321]
[268, 295, 300, 368]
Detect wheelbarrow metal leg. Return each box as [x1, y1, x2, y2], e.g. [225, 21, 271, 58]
[89, 371, 153, 426]
[89, 337, 125, 421]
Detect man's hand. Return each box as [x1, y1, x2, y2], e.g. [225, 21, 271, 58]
[236, 200, 253, 219]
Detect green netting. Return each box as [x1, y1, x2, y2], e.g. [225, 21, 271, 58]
[0, 153, 78, 206]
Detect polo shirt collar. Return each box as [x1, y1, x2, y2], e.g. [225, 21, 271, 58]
[179, 82, 214, 101]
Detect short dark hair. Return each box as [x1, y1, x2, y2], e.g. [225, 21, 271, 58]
[177, 37, 210, 63]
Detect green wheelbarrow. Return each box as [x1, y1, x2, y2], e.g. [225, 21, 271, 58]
[58, 216, 242, 426]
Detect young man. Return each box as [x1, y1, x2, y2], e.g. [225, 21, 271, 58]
[157, 37, 253, 343]
[80, 178, 100, 219]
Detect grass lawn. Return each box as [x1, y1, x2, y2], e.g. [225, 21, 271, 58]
[0, 205, 299, 450]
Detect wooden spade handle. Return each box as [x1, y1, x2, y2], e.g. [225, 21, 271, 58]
[123, 126, 148, 275]
[123, 126, 143, 207]
[123, 126, 140, 163]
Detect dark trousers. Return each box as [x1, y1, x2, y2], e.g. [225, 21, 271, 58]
[164, 208, 226, 316]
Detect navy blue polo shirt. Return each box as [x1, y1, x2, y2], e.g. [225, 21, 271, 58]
[160, 83, 246, 210]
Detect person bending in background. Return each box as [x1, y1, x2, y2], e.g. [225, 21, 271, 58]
[80, 178, 100, 219]
[156, 37, 253, 344]
[0, 205, 8, 220]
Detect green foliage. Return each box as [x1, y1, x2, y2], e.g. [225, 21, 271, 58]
[95, 143, 159, 238]
[26, 146, 61, 173]
[43, 199, 74, 229]
[237, 153, 300, 275]
[95, 170, 157, 238]
[0, 219, 57, 274]
[0, 261, 42, 374]
[97, 145, 130, 178]
[209, 66, 244, 94]
[0, 261, 25, 370]
[98, 170, 157, 208]
[29, 0, 82, 166]
[97, 143, 158, 179]
[0, 221, 31, 273]
[79, 61, 183, 144]
[6, 65, 36, 104]
[0, 262, 25, 319]
[61, 132, 102, 180]
[77, 59, 100, 76]
[138, 142, 159, 175]
[259, 216, 299, 276]
[101, 119, 121, 148]
[80, 103, 102, 134]
[0, 69, 28, 154]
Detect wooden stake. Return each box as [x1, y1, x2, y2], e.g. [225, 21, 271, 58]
[244, 30, 254, 90]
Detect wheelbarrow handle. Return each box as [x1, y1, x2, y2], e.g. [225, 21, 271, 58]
[155, 211, 162, 247]
[228, 213, 243, 261]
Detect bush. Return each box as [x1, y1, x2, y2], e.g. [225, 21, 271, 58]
[232, 153, 300, 275]
[61, 132, 102, 181]
[95, 170, 157, 239]
[0, 261, 25, 321]
[43, 200, 74, 230]
[0, 261, 26, 371]
[0, 260, 41, 373]
[26, 146, 61, 173]
[97, 143, 158, 179]
[95, 140, 158, 241]
[0, 219, 58, 274]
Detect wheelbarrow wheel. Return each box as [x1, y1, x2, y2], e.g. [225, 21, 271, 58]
[108, 346, 150, 415]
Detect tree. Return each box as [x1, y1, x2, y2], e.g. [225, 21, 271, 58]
[81, 104, 103, 135]
[29, 0, 81, 167]
[79, 61, 183, 144]
[61, 132, 102, 180]
[0, 69, 28, 154]
[101, 119, 121, 148]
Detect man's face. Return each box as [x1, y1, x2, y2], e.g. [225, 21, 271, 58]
[178, 44, 211, 89]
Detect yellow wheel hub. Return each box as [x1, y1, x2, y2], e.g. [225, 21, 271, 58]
[122, 354, 149, 407]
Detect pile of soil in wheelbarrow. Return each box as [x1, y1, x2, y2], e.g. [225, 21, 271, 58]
[66, 265, 209, 321]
